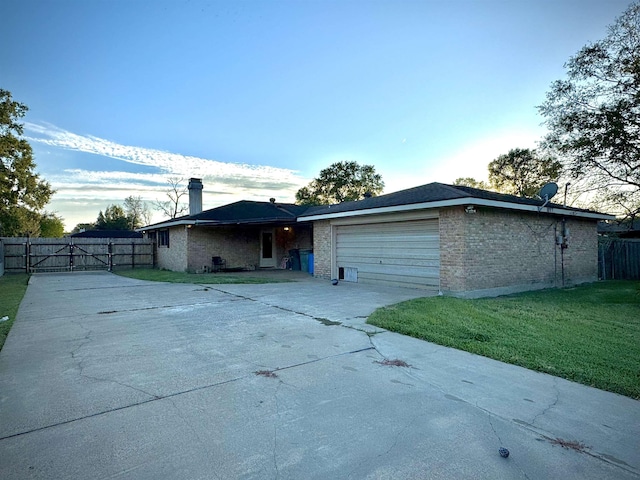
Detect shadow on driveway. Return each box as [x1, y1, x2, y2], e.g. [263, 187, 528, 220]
[0, 272, 638, 479]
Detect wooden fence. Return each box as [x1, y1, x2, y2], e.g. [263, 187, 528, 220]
[598, 237, 640, 280]
[1, 237, 155, 273]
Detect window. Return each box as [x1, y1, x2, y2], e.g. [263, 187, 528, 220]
[158, 230, 170, 247]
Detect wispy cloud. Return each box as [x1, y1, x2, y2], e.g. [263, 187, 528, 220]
[25, 122, 305, 186]
[24, 122, 309, 229]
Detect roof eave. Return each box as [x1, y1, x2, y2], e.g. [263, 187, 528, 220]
[297, 198, 615, 222]
[137, 217, 298, 231]
[136, 219, 195, 231]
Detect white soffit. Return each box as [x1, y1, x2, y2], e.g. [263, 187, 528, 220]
[297, 198, 614, 222]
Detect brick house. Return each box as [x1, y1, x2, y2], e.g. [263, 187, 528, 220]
[297, 182, 612, 298]
[140, 179, 312, 273]
[141, 179, 611, 298]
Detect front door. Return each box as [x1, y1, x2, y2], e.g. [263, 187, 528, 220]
[260, 229, 276, 268]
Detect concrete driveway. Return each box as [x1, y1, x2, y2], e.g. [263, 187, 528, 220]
[0, 272, 638, 479]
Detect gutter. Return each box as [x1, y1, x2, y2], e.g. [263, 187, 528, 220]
[296, 197, 615, 222]
[137, 217, 298, 232]
[136, 219, 195, 231]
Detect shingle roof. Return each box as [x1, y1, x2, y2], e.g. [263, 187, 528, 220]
[71, 230, 143, 238]
[299, 182, 600, 217]
[190, 200, 310, 223]
[143, 201, 311, 229]
[598, 219, 640, 234]
[141, 182, 610, 231]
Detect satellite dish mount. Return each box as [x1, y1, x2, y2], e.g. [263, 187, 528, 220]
[537, 182, 558, 211]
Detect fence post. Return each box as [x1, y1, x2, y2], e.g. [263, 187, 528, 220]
[131, 241, 135, 269]
[25, 236, 30, 273]
[108, 242, 113, 271]
[69, 238, 74, 272]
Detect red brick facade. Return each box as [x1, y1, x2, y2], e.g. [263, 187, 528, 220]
[311, 206, 599, 297]
[154, 224, 312, 273]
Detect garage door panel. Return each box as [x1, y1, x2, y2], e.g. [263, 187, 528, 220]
[337, 229, 439, 239]
[345, 263, 440, 277]
[338, 223, 439, 234]
[338, 243, 440, 258]
[357, 272, 440, 288]
[337, 237, 439, 248]
[335, 218, 440, 290]
[338, 257, 440, 270]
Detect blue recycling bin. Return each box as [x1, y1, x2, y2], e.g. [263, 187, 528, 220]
[300, 249, 311, 274]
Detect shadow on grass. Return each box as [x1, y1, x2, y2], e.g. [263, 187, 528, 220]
[0, 274, 30, 351]
[368, 281, 640, 399]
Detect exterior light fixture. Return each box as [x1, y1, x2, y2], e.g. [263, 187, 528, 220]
[284, 227, 290, 231]
[465, 205, 476, 214]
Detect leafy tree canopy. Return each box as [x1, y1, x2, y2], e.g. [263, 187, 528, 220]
[538, 2, 640, 219]
[0, 89, 54, 236]
[95, 205, 130, 230]
[295, 161, 384, 205]
[488, 148, 562, 197]
[453, 177, 488, 189]
[39, 213, 65, 237]
[71, 222, 96, 234]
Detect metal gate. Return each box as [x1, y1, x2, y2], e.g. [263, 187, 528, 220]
[1, 237, 155, 273]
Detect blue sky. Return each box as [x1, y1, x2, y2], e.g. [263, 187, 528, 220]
[1, 0, 632, 230]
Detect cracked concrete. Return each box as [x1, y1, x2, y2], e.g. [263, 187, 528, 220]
[530, 377, 560, 426]
[0, 271, 639, 479]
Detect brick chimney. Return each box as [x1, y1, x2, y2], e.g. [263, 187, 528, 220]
[188, 178, 203, 215]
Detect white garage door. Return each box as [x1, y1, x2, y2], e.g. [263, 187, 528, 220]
[335, 219, 440, 290]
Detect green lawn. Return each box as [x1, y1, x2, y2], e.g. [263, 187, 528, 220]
[115, 268, 290, 284]
[367, 281, 640, 399]
[0, 274, 30, 351]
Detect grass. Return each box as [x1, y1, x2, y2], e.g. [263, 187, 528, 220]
[367, 281, 640, 399]
[115, 268, 290, 284]
[0, 274, 30, 351]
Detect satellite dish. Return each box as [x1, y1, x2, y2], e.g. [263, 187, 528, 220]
[537, 182, 558, 211]
[538, 182, 558, 201]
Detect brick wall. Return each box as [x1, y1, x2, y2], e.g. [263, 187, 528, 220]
[156, 226, 188, 271]
[561, 217, 599, 285]
[185, 224, 313, 273]
[440, 206, 598, 297]
[312, 220, 332, 279]
[275, 225, 313, 263]
[187, 226, 260, 272]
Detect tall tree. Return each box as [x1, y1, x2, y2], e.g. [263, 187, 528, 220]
[123, 195, 151, 229]
[538, 2, 640, 219]
[71, 222, 95, 234]
[488, 148, 562, 197]
[95, 205, 129, 230]
[0, 89, 54, 236]
[295, 161, 384, 205]
[453, 177, 489, 190]
[153, 177, 188, 218]
[39, 212, 65, 237]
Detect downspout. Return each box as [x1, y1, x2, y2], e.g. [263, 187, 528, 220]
[554, 223, 558, 288]
[561, 217, 567, 287]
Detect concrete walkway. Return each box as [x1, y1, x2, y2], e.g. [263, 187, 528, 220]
[0, 272, 638, 479]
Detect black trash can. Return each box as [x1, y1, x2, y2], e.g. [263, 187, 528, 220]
[289, 249, 301, 271]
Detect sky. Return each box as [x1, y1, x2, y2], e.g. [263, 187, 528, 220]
[1, 0, 633, 231]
